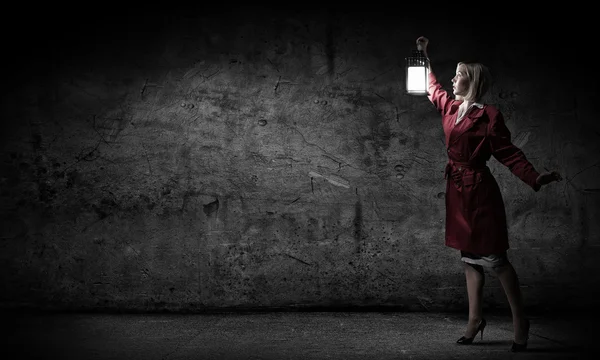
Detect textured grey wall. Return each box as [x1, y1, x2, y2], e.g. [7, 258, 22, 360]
[1, 6, 598, 312]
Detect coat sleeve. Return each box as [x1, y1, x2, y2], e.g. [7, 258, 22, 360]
[489, 111, 541, 191]
[427, 72, 453, 116]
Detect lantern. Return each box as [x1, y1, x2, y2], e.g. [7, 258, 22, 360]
[405, 44, 429, 95]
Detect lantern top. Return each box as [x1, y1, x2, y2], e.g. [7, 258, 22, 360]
[406, 49, 429, 67]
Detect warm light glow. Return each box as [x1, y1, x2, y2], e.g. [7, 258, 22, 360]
[407, 66, 429, 94]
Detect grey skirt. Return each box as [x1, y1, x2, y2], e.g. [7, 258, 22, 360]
[461, 251, 508, 269]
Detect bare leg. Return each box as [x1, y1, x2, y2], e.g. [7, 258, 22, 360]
[494, 261, 528, 344]
[463, 262, 485, 337]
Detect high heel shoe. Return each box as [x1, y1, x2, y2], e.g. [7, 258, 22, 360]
[456, 318, 487, 345]
[510, 318, 530, 352]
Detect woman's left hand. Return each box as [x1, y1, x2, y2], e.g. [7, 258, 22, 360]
[536, 171, 562, 186]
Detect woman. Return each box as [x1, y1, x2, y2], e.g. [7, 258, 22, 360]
[415, 36, 562, 352]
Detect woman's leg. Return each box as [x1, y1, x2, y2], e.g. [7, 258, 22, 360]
[463, 262, 485, 337]
[493, 261, 528, 344]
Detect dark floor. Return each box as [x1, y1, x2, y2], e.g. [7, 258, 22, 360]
[2, 309, 595, 359]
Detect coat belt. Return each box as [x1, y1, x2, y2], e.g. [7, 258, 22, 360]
[445, 160, 488, 190]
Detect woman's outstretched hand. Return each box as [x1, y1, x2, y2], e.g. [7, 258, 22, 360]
[536, 170, 563, 186]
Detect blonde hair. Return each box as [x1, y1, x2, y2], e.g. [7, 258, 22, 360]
[457, 62, 492, 102]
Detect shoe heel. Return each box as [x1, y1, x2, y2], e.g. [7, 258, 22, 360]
[457, 318, 486, 345]
[479, 318, 487, 341]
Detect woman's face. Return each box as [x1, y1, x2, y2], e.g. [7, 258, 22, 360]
[452, 64, 469, 98]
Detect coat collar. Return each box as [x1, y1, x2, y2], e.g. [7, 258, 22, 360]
[471, 102, 484, 110]
[449, 102, 487, 146]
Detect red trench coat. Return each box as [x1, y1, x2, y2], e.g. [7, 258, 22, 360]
[427, 72, 541, 254]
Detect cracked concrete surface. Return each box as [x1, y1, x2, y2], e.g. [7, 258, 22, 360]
[3, 310, 594, 360]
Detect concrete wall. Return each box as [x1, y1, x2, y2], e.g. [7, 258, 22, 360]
[1, 6, 598, 312]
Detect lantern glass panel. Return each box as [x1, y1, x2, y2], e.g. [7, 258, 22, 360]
[407, 65, 428, 94]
